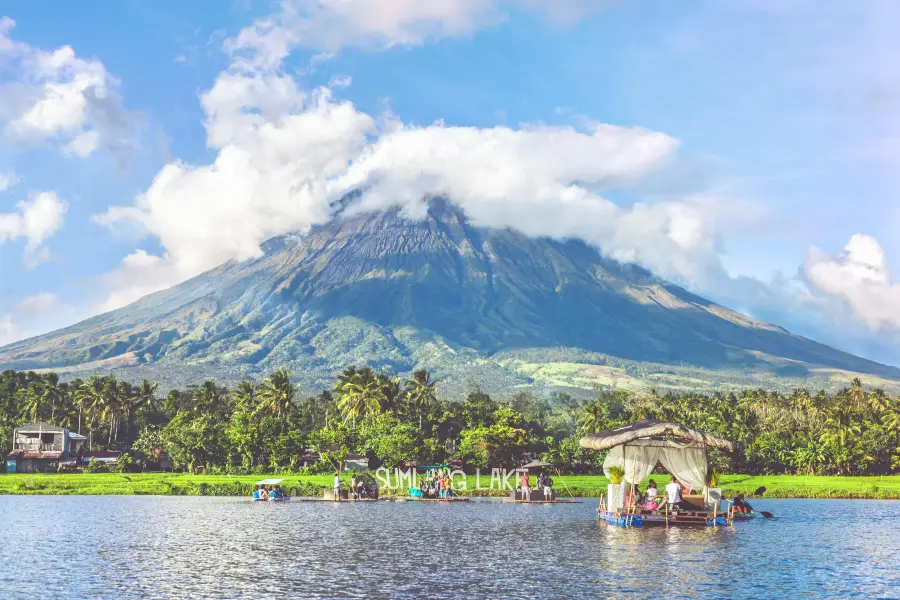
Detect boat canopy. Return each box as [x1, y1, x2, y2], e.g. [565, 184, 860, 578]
[520, 459, 552, 469]
[580, 420, 734, 490]
[255, 478, 284, 485]
[412, 463, 451, 470]
[580, 420, 734, 452]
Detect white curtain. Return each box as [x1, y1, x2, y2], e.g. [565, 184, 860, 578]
[659, 446, 707, 491]
[603, 445, 661, 484]
[603, 443, 708, 490]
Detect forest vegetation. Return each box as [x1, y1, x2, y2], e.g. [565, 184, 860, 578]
[2, 368, 899, 477]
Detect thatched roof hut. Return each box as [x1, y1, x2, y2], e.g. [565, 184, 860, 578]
[579, 420, 734, 453]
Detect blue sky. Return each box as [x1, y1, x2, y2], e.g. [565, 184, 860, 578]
[1, 1, 899, 365]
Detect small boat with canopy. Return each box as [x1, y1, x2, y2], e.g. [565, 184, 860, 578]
[580, 420, 736, 527]
[253, 478, 289, 502]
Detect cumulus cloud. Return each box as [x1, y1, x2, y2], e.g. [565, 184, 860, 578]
[0, 16, 136, 161]
[804, 234, 900, 330]
[94, 6, 753, 312]
[0, 191, 67, 267]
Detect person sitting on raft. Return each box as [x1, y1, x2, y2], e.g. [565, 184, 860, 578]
[640, 480, 660, 510]
[733, 493, 753, 512]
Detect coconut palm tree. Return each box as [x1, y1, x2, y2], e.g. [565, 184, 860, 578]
[40, 374, 63, 423]
[336, 369, 386, 426]
[76, 376, 106, 448]
[579, 401, 605, 434]
[256, 369, 296, 418]
[849, 378, 866, 409]
[404, 369, 438, 429]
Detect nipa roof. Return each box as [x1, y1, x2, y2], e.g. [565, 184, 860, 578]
[579, 420, 734, 452]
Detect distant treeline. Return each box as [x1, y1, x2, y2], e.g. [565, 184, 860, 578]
[1, 368, 898, 476]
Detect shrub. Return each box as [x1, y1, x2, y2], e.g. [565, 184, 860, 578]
[607, 465, 625, 484]
[84, 458, 109, 473]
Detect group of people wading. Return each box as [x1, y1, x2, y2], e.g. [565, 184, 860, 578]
[518, 472, 554, 501]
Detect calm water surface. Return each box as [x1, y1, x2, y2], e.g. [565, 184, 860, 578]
[1, 497, 898, 599]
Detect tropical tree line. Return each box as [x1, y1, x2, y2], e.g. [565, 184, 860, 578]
[1, 368, 898, 475]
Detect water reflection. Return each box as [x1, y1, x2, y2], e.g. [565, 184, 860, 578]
[0, 497, 897, 599]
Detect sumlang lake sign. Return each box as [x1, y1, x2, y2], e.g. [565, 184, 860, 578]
[374, 467, 535, 490]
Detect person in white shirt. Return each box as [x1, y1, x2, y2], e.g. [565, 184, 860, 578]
[665, 477, 685, 510]
[333, 474, 342, 502]
[646, 480, 658, 500]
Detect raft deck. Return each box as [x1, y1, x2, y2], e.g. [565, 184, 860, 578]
[501, 499, 582, 504]
[599, 508, 730, 527]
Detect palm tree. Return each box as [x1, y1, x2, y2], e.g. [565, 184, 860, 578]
[868, 388, 890, 412]
[40, 374, 63, 423]
[76, 376, 106, 448]
[256, 369, 296, 418]
[404, 369, 438, 429]
[18, 385, 42, 422]
[193, 381, 229, 417]
[579, 401, 605, 434]
[336, 369, 386, 426]
[234, 380, 255, 408]
[848, 378, 866, 409]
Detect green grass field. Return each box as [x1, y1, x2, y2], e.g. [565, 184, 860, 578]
[1, 472, 899, 498]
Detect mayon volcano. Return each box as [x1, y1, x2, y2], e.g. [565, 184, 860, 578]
[2, 199, 898, 394]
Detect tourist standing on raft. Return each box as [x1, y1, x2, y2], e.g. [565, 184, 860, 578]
[665, 477, 685, 510]
[540, 473, 553, 500]
[520, 472, 530, 501]
[333, 474, 342, 502]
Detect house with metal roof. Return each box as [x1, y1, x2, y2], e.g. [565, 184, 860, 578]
[5, 421, 87, 473]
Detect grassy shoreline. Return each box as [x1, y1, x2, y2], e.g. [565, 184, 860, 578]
[2, 473, 899, 499]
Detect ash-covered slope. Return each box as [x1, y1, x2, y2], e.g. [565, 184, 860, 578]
[1, 199, 897, 391]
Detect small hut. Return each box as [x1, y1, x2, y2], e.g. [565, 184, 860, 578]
[580, 420, 735, 527]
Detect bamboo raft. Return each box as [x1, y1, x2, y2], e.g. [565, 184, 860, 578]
[392, 496, 470, 502]
[501, 499, 582, 504]
[597, 495, 732, 527]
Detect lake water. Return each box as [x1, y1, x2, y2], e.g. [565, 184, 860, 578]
[1, 497, 898, 599]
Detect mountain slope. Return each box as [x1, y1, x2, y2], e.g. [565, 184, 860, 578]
[2, 199, 898, 394]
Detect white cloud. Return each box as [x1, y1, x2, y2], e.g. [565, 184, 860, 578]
[13, 292, 62, 316]
[227, 0, 500, 65]
[225, 0, 616, 66]
[0, 170, 18, 192]
[0, 292, 64, 345]
[804, 234, 900, 330]
[0, 314, 16, 346]
[0, 16, 136, 160]
[0, 190, 67, 266]
[94, 14, 750, 312]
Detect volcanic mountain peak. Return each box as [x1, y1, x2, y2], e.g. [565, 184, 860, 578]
[2, 198, 898, 394]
